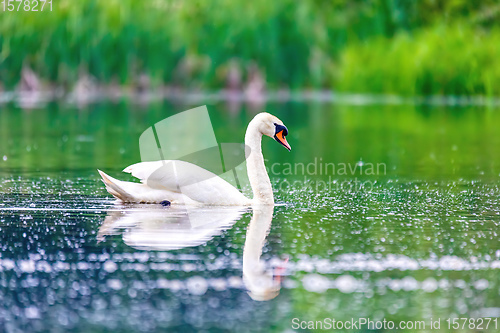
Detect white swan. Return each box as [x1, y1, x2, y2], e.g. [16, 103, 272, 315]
[98, 112, 291, 205]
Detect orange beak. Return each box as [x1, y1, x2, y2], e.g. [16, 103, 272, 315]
[275, 130, 291, 151]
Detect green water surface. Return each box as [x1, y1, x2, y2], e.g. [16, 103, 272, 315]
[0, 101, 499, 332]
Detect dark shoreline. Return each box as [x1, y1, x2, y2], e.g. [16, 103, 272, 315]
[2, 89, 500, 109]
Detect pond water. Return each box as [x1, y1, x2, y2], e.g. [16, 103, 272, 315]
[0, 101, 499, 332]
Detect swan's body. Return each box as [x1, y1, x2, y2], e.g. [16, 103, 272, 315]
[99, 160, 250, 205]
[98, 112, 290, 205]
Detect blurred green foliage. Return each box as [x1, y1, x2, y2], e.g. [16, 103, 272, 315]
[339, 25, 500, 95]
[0, 0, 499, 95]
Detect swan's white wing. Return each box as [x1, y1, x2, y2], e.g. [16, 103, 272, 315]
[124, 160, 179, 189]
[124, 160, 250, 205]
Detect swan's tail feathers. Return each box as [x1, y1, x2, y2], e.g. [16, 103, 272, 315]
[98, 169, 135, 202]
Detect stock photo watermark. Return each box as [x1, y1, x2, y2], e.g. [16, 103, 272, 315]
[291, 317, 499, 331]
[266, 159, 387, 193]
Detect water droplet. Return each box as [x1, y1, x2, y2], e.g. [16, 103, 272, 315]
[335, 275, 357, 293]
[103, 260, 118, 273]
[422, 278, 437, 292]
[107, 279, 123, 290]
[474, 279, 489, 290]
[25, 306, 40, 319]
[302, 274, 330, 293]
[186, 276, 208, 295]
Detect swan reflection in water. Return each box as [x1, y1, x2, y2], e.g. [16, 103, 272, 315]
[98, 204, 284, 301]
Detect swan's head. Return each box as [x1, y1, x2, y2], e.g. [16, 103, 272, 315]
[252, 112, 291, 151]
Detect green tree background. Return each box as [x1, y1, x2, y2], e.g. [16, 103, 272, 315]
[1, 0, 499, 95]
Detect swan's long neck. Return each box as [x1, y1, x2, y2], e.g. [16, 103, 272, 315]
[245, 120, 274, 205]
